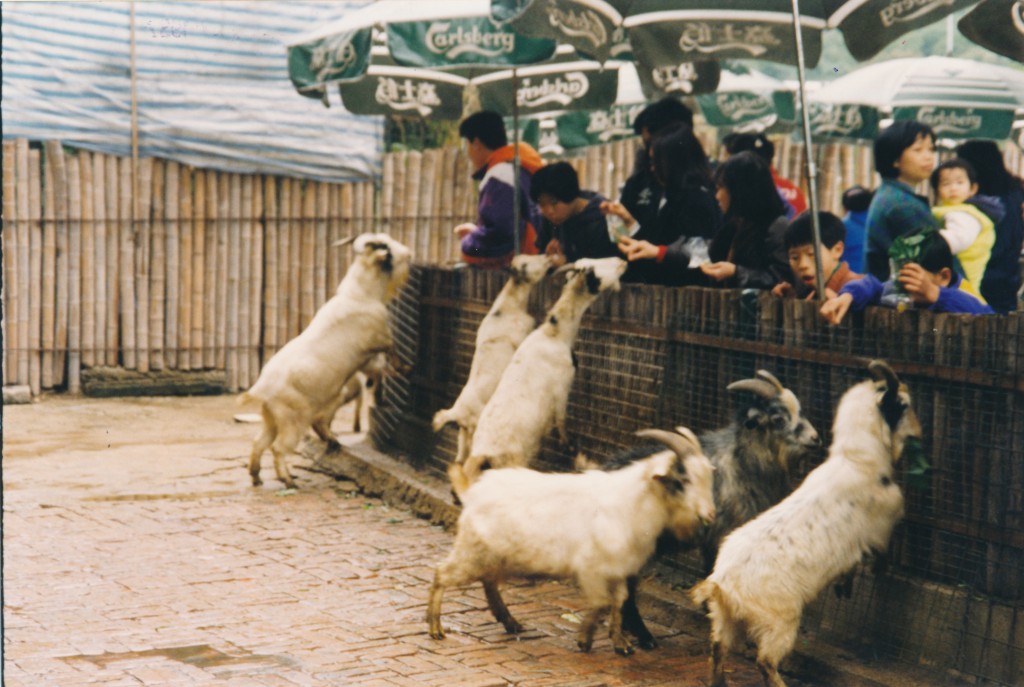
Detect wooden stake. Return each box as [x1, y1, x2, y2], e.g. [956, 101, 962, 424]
[300, 180, 316, 327]
[191, 169, 206, 369]
[226, 173, 241, 390]
[91, 151, 106, 368]
[249, 176, 263, 382]
[28, 149, 42, 395]
[136, 157, 153, 372]
[262, 176, 279, 362]
[315, 181, 328, 306]
[288, 177, 302, 339]
[278, 176, 292, 348]
[339, 182, 354, 283]
[118, 156, 136, 370]
[42, 147, 57, 387]
[178, 164, 193, 370]
[237, 174, 253, 388]
[204, 171, 220, 370]
[105, 154, 119, 365]
[163, 160, 180, 369]
[67, 153, 83, 392]
[16, 140, 31, 384]
[3, 141, 19, 386]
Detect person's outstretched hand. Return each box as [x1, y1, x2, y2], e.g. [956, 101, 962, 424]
[700, 261, 737, 281]
[454, 223, 475, 239]
[617, 237, 659, 261]
[898, 263, 940, 304]
[820, 293, 854, 325]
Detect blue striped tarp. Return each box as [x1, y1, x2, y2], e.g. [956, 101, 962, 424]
[2, 1, 382, 183]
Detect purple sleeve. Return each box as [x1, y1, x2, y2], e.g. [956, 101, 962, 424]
[460, 171, 517, 258]
[839, 274, 884, 311]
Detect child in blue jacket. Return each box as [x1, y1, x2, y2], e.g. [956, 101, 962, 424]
[820, 233, 993, 325]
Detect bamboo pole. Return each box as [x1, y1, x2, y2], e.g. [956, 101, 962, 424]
[42, 148, 57, 387]
[392, 152, 408, 248]
[439, 146, 457, 261]
[105, 154, 119, 365]
[279, 176, 293, 345]
[3, 141, 19, 386]
[339, 183, 354, 281]
[67, 154, 82, 392]
[237, 174, 253, 388]
[249, 176, 263, 381]
[215, 172, 229, 370]
[203, 171, 219, 369]
[91, 152, 107, 368]
[164, 160, 179, 369]
[326, 182, 341, 291]
[262, 176, 279, 362]
[381, 153, 395, 240]
[28, 149, 42, 395]
[135, 157, 153, 372]
[422, 149, 442, 262]
[404, 151, 422, 254]
[178, 164, 193, 370]
[300, 180, 316, 326]
[191, 169, 206, 369]
[226, 173, 242, 390]
[118, 156, 136, 370]
[314, 182, 328, 305]
[149, 159, 166, 370]
[16, 140, 31, 384]
[288, 177, 302, 338]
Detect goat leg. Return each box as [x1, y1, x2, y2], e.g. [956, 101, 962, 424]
[426, 577, 446, 640]
[607, 599, 634, 656]
[757, 657, 788, 687]
[620, 576, 657, 650]
[576, 605, 608, 653]
[482, 580, 524, 634]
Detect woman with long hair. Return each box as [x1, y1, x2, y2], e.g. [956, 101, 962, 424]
[954, 139, 1024, 313]
[603, 122, 721, 285]
[700, 150, 790, 289]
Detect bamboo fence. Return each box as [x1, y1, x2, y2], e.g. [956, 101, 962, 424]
[3, 137, 1022, 394]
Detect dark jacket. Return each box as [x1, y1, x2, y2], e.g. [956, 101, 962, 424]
[626, 184, 722, 286]
[704, 214, 790, 290]
[975, 188, 1022, 313]
[619, 165, 663, 238]
[534, 191, 619, 262]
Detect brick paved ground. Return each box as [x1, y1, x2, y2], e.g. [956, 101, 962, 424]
[5, 395, 935, 687]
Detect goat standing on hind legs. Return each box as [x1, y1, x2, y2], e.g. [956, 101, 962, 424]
[691, 360, 922, 687]
[431, 254, 553, 472]
[238, 234, 411, 488]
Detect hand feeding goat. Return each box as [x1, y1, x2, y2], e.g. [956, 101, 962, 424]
[594, 370, 821, 650]
[427, 427, 715, 656]
[238, 234, 411, 488]
[692, 360, 921, 687]
[432, 254, 553, 465]
[449, 257, 627, 496]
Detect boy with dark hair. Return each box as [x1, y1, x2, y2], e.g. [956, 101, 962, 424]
[454, 110, 544, 268]
[772, 211, 863, 300]
[820, 232, 993, 325]
[530, 162, 618, 265]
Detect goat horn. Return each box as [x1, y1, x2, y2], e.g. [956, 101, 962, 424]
[673, 426, 703, 454]
[636, 428, 698, 457]
[727, 378, 778, 399]
[332, 235, 356, 248]
[755, 370, 785, 393]
[553, 262, 576, 276]
[868, 359, 900, 389]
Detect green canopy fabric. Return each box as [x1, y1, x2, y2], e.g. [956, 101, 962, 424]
[957, 0, 1024, 63]
[809, 56, 1024, 140]
[695, 67, 795, 130]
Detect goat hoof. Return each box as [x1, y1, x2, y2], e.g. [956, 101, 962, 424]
[503, 621, 525, 635]
[614, 644, 635, 657]
[576, 639, 593, 653]
[324, 438, 342, 453]
[429, 629, 445, 640]
[637, 637, 658, 651]
[251, 476, 263, 487]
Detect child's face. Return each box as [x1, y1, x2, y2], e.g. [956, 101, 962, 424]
[536, 193, 576, 226]
[788, 242, 844, 289]
[894, 133, 936, 185]
[936, 167, 978, 206]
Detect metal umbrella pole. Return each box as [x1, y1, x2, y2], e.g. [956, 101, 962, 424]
[790, 0, 826, 301]
[512, 67, 522, 256]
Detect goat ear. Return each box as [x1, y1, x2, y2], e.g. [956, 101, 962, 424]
[727, 378, 778, 399]
[584, 269, 601, 294]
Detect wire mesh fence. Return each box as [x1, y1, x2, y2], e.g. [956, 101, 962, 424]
[371, 264, 1023, 687]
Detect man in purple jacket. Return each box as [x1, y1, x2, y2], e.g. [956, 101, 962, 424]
[453, 111, 544, 268]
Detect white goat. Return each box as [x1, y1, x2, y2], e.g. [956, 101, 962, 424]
[450, 257, 627, 496]
[239, 234, 411, 488]
[428, 427, 716, 655]
[432, 254, 553, 464]
[691, 360, 922, 687]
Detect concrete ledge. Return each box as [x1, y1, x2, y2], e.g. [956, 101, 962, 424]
[3, 385, 33, 404]
[314, 439, 956, 687]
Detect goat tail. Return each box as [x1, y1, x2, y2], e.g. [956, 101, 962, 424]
[237, 391, 256, 407]
[690, 580, 721, 614]
[432, 407, 458, 432]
